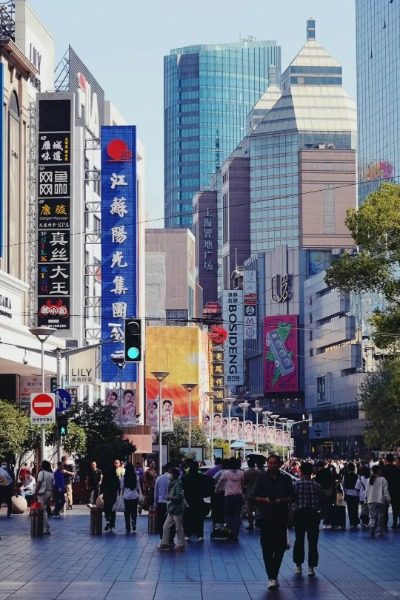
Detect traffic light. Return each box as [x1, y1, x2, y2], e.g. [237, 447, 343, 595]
[57, 415, 68, 437]
[124, 318, 142, 362]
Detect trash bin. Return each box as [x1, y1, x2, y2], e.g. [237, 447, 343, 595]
[30, 506, 44, 537]
[148, 505, 157, 534]
[90, 506, 103, 535]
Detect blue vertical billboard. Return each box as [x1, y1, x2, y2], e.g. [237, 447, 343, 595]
[101, 126, 137, 382]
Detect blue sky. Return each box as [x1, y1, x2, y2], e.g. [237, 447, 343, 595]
[29, 0, 356, 225]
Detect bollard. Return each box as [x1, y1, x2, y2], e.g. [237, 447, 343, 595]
[30, 506, 44, 537]
[90, 506, 103, 535]
[148, 505, 157, 534]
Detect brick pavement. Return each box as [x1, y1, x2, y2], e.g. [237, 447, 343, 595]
[0, 506, 400, 599]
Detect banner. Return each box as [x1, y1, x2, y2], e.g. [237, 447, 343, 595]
[222, 417, 229, 440]
[244, 420, 254, 443]
[105, 388, 119, 423]
[121, 389, 136, 426]
[263, 315, 299, 393]
[203, 414, 211, 437]
[161, 399, 174, 432]
[267, 426, 275, 444]
[101, 126, 138, 382]
[223, 290, 244, 387]
[146, 400, 159, 430]
[229, 416, 240, 440]
[244, 269, 257, 340]
[258, 423, 267, 444]
[213, 413, 222, 438]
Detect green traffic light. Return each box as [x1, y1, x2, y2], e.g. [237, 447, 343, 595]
[127, 347, 140, 360]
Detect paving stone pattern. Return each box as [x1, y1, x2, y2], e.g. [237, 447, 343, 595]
[0, 507, 399, 599]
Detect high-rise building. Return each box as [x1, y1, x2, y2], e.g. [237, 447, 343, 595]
[356, 0, 399, 204]
[164, 39, 281, 228]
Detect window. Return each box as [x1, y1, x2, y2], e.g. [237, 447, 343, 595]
[317, 376, 326, 403]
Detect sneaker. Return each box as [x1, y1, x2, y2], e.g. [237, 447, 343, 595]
[197, 536, 204, 542]
[308, 567, 316, 577]
[104, 523, 110, 531]
[158, 544, 171, 551]
[295, 565, 302, 575]
[267, 579, 278, 590]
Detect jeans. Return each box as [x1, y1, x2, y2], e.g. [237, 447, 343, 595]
[293, 508, 320, 568]
[369, 502, 385, 533]
[162, 513, 185, 547]
[260, 518, 288, 580]
[124, 498, 138, 531]
[346, 496, 359, 527]
[53, 489, 65, 515]
[104, 494, 117, 528]
[224, 495, 243, 538]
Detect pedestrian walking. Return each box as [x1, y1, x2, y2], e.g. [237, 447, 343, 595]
[121, 462, 141, 533]
[0, 460, 14, 517]
[142, 461, 157, 508]
[343, 462, 360, 529]
[355, 465, 370, 528]
[215, 457, 245, 541]
[293, 462, 324, 577]
[61, 456, 74, 510]
[182, 461, 209, 542]
[86, 461, 103, 504]
[243, 456, 261, 531]
[36, 460, 55, 535]
[154, 463, 173, 539]
[382, 453, 400, 529]
[252, 454, 294, 590]
[315, 460, 335, 529]
[52, 462, 66, 517]
[366, 465, 390, 538]
[158, 467, 186, 551]
[101, 463, 120, 532]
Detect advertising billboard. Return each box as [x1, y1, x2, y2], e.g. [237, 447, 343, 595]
[37, 94, 73, 330]
[145, 326, 209, 420]
[68, 47, 104, 137]
[263, 315, 299, 393]
[223, 290, 244, 387]
[101, 126, 137, 382]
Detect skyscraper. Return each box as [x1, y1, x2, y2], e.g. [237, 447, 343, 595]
[164, 39, 281, 228]
[356, 0, 399, 204]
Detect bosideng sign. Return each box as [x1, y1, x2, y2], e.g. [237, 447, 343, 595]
[223, 290, 244, 387]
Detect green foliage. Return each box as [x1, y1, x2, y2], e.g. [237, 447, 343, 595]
[359, 356, 400, 449]
[325, 183, 400, 348]
[67, 399, 135, 470]
[162, 419, 209, 463]
[0, 400, 30, 459]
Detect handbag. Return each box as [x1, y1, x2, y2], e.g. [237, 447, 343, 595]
[95, 494, 104, 510]
[112, 495, 125, 512]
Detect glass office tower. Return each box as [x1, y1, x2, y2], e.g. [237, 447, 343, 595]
[356, 0, 399, 204]
[164, 40, 281, 228]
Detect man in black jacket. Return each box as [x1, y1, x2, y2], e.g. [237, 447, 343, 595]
[252, 455, 294, 590]
[382, 454, 400, 529]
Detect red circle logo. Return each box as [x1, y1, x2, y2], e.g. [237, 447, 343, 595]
[32, 393, 54, 416]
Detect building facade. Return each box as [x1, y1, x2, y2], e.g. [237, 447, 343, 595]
[356, 0, 399, 204]
[164, 39, 281, 228]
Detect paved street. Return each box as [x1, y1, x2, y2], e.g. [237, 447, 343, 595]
[0, 507, 400, 600]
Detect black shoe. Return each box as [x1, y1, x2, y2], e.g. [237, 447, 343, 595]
[126, 528, 131, 534]
[105, 523, 110, 531]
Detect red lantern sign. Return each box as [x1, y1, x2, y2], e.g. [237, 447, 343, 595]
[208, 325, 228, 345]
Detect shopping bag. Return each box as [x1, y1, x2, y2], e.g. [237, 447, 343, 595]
[112, 495, 125, 512]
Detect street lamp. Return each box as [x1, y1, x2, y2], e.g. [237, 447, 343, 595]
[151, 371, 170, 474]
[279, 417, 287, 461]
[205, 391, 216, 462]
[238, 401, 250, 461]
[182, 383, 197, 454]
[111, 351, 126, 426]
[270, 414, 280, 451]
[29, 326, 56, 463]
[252, 400, 263, 454]
[223, 397, 236, 455]
[286, 419, 295, 459]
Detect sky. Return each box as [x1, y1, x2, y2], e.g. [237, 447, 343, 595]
[29, 0, 356, 226]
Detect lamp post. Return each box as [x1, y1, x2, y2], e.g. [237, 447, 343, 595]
[205, 392, 216, 462]
[238, 401, 250, 461]
[286, 419, 295, 459]
[279, 417, 287, 461]
[29, 326, 56, 463]
[252, 400, 263, 454]
[224, 397, 236, 455]
[182, 383, 197, 454]
[151, 371, 170, 474]
[270, 414, 280, 451]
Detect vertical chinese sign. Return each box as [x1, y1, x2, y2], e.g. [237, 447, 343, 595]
[223, 290, 244, 388]
[101, 126, 137, 383]
[37, 95, 73, 330]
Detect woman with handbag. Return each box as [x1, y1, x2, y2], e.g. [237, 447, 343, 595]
[101, 463, 120, 532]
[121, 463, 142, 533]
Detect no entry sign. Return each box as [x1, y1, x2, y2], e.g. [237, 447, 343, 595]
[30, 393, 56, 425]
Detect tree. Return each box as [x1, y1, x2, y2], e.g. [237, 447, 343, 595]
[0, 400, 30, 460]
[325, 183, 400, 349]
[162, 420, 209, 463]
[358, 356, 400, 449]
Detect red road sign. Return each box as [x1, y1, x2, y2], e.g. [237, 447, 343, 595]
[31, 393, 54, 416]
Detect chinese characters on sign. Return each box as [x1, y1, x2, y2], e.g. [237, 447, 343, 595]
[244, 269, 257, 341]
[203, 209, 214, 272]
[223, 290, 244, 387]
[37, 96, 72, 329]
[101, 126, 137, 383]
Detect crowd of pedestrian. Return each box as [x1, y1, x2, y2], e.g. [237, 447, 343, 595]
[1, 451, 399, 593]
